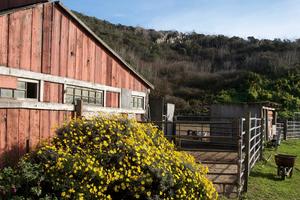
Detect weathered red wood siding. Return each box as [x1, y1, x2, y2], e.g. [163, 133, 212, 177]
[0, 108, 73, 167]
[0, 3, 148, 93]
[0, 75, 17, 89]
[43, 82, 64, 103]
[106, 92, 120, 108]
[0, 1, 150, 166]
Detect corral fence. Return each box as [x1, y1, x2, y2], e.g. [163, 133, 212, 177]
[143, 112, 264, 198]
[237, 114, 264, 194]
[277, 120, 300, 140]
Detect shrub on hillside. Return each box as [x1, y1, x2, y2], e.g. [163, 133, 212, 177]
[0, 115, 217, 200]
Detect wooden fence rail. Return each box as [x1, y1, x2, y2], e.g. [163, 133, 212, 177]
[237, 113, 264, 193]
[143, 113, 265, 198]
[286, 120, 300, 139]
[276, 120, 300, 139]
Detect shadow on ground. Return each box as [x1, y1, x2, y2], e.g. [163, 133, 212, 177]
[250, 171, 283, 181]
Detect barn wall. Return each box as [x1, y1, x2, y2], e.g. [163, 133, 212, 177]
[43, 82, 64, 103]
[0, 3, 148, 95]
[0, 108, 73, 167]
[106, 92, 120, 108]
[0, 1, 150, 166]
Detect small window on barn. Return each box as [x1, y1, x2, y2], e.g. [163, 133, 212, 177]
[131, 96, 144, 109]
[65, 86, 104, 106]
[0, 79, 38, 100]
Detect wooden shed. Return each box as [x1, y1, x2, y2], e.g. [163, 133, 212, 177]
[210, 102, 278, 141]
[0, 0, 153, 166]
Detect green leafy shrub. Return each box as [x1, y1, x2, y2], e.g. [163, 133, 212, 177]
[0, 115, 217, 200]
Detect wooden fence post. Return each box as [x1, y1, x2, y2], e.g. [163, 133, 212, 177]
[75, 99, 83, 118]
[237, 118, 243, 195]
[260, 117, 264, 160]
[244, 112, 251, 192]
[284, 120, 288, 140]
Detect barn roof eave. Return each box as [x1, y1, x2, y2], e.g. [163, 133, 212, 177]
[0, 1, 154, 90]
[56, 2, 154, 90]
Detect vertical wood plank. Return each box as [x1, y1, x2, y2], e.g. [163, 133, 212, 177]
[50, 6, 61, 76]
[18, 110, 29, 157]
[89, 39, 96, 83]
[75, 28, 83, 80]
[86, 38, 91, 82]
[94, 46, 102, 84]
[40, 110, 50, 141]
[58, 111, 65, 127]
[29, 109, 40, 149]
[31, 4, 43, 72]
[0, 109, 7, 167]
[43, 82, 50, 102]
[49, 83, 59, 103]
[124, 69, 129, 89]
[58, 83, 63, 103]
[0, 15, 8, 66]
[59, 13, 69, 77]
[121, 68, 126, 89]
[42, 3, 53, 74]
[111, 60, 117, 87]
[49, 111, 58, 139]
[19, 9, 32, 70]
[106, 56, 112, 86]
[6, 109, 19, 164]
[129, 73, 134, 90]
[115, 63, 119, 87]
[8, 11, 22, 68]
[81, 35, 88, 81]
[101, 50, 107, 85]
[67, 20, 77, 79]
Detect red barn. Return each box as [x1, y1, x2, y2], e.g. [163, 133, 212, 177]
[0, 0, 153, 165]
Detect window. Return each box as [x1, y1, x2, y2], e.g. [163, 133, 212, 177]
[0, 79, 38, 100]
[65, 86, 104, 106]
[131, 96, 144, 109]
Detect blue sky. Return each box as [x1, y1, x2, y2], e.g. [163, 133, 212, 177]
[60, 0, 300, 40]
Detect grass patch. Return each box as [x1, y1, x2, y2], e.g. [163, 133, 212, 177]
[220, 139, 300, 200]
[243, 139, 300, 200]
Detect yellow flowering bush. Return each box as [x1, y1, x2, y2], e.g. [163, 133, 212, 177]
[1, 115, 217, 200]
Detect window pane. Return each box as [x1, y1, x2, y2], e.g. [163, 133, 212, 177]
[89, 97, 96, 104]
[82, 96, 89, 103]
[74, 96, 81, 102]
[1, 89, 13, 98]
[82, 90, 89, 97]
[27, 82, 38, 99]
[17, 81, 26, 90]
[137, 98, 142, 108]
[66, 87, 74, 95]
[133, 98, 137, 108]
[65, 95, 74, 104]
[89, 91, 96, 98]
[14, 90, 26, 98]
[96, 98, 103, 106]
[96, 92, 103, 98]
[75, 89, 81, 96]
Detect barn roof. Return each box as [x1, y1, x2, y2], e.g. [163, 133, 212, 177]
[0, 0, 154, 89]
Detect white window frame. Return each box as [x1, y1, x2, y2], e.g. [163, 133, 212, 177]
[64, 84, 105, 106]
[16, 78, 40, 102]
[131, 95, 145, 110]
[0, 78, 40, 102]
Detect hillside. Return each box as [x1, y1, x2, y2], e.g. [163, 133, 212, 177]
[75, 12, 300, 118]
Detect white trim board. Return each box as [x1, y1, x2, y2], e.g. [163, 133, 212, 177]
[0, 99, 74, 111]
[0, 99, 146, 114]
[83, 105, 146, 114]
[0, 66, 121, 93]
